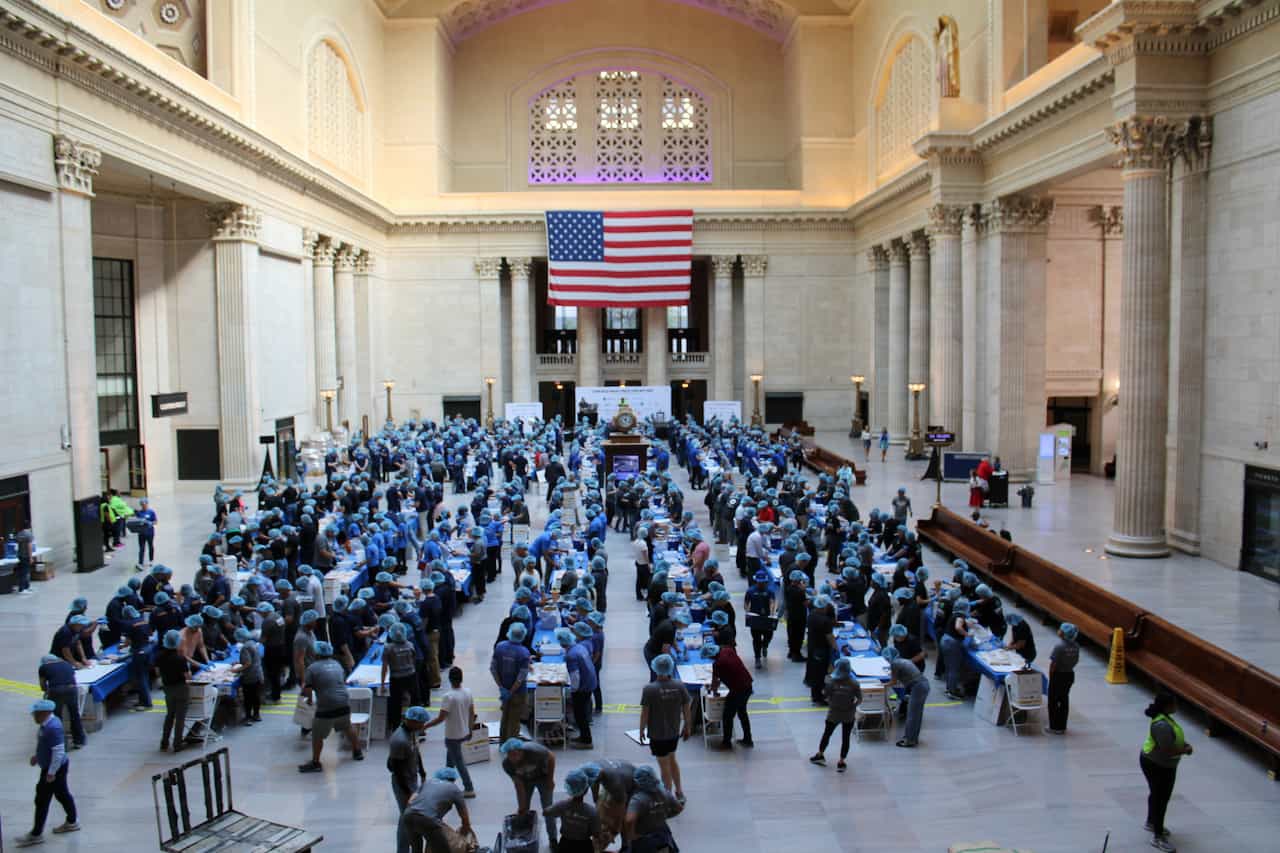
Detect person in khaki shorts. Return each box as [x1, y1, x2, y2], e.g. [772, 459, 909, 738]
[490, 623, 532, 740]
[297, 642, 364, 773]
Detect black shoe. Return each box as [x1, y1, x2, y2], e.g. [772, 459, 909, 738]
[298, 761, 323, 773]
[737, 739, 754, 748]
[352, 750, 365, 761]
[895, 739, 917, 748]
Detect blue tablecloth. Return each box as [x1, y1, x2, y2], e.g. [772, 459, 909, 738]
[445, 556, 472, 597]
[966, 636, 1048, 689]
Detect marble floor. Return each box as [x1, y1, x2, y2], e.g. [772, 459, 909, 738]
[0, 443, 1276, 853]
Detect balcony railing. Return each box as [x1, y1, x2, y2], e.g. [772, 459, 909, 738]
[537, 353, 576, 368]
[603, 352, 643, 367]
[669, 351, 708, 366]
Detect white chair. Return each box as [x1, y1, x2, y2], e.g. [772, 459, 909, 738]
[854, 682, 890, 741]
[1004, 670, 1044, 736]
[186, 683, 220, 752]
[348, 687, 374, 752]
[532, 685, 568, 749]
[701, 689, 725, 747]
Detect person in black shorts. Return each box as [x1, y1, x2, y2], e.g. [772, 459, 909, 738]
[638, 654, 692, 804]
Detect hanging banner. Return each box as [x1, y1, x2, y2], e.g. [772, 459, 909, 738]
[575, 386, 672, 423]
[702, 400, 742, 424]
[503, 403, 544, 434]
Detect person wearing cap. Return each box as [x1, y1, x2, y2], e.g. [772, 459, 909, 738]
[50, 616, 92, 670]
[178, 614, 210, 668]
[624, 764, 683, 853]
[706, 640, 754, 749]
[639, 654, 692, 804]
[276, 580, 301, 689]
[941, 599, 972, 700]
[884, 646, 930, 748]
[259, 601, 288, 703]
[1046, 622, 1080, 734]
[121, 605, 154, 710]
[388, 705, 430, 812]
[805, 595, 837, 705]
[784, 570, 810, 663]
[229, 627, 264, 723]
[544, 768, 601, 853]
[328, 596, 356, 674]
[292, 609, 320, 697]
[500, 738, 558, 844]
[1003, 612, 1037, 666]
[581, 758, 635, 850]
[564, 622, 598, 749]
[38, 654, 85, 749]
[297, 566, 327, 641]
[491, 623, 532, 741]
[15, 699, 80, 846]
[381, 622, 422, 736]
[423, 666, 477, 798]
[397, 767, 473, 853]
[298, 641, 364, 772]
[466, 528, 488, 603]
[809, 657, 862, 772]
[891, 486, 912, 523]
[744, 521, 770, 580]
[149, 591, 184, 637]
[133, 497, 158, 568]
[865, 572, 892, 649]
[156, 630, 192, 752]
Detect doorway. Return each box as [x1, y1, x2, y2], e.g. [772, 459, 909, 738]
[1243, 465, 1280, 583]
[671, 379, 707, 423]
[275, 417, 297, 481]
[1047, 398, 1092, 471]
[442, 397, 482, 423]
[539, 381, 576, 425]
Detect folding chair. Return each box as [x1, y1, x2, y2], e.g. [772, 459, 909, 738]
[533, 685, 568, 749]
[854, 682, 890, 741]
[185, 683, 220, 752]
[1004, 670, 1044, 736]
[348, 687, 374, 752]
[701, 689, 725, 747]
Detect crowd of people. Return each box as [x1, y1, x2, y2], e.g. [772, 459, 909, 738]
[17, 411, 1191, 853]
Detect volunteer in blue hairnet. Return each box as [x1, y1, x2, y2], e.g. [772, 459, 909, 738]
[1046, 622, 1080, 734]
[500, 737, 558, 844]
[639, 654, 693, 805]
[396, 763, 473, 853]
[388, 705, 430, 813]
[15, 699, 79, 847]
[625, 764, 683, 853]
[490, 623, 531, 742]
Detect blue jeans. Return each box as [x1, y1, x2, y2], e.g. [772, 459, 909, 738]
[131, 652, 152, 707]
[138, 534, 154, 565]
[940, 635, 965, 696]
[16, 558, 31, 591]
[444, 737, 474, 792]
[903, 678, 930, 744]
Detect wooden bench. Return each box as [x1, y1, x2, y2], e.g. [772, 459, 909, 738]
[917, 505, 1280, 774]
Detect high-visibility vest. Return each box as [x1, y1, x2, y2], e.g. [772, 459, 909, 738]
[1143, 713, 1185, 760]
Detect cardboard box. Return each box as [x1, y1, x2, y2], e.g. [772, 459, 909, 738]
[31, 561, 55, 581]
[462, 729, 491, 765]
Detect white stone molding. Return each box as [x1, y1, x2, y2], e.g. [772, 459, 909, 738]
[865, 245, 889, 269]
[926, 204, 965, 237]
[354, 249, 374, 275]
[987, 196, 1055, 234]
[972, 59, 1114, 152]
[52, 135, 101, 196]
[312, 236, 337, 266]
[740, 255, 767, 277]
[474, 257, 503, 279]
[208, 203, 262, 242]
[334, 243, 358, 272]
[1106, 116, 1180, 171]
[711, 255, 737, 277]
[302, 228, 320, 259]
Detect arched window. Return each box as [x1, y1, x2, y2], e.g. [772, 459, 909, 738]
[528, 69, 712, 185]
[875, 35, 932, 180]
[307, 38, 365, 180]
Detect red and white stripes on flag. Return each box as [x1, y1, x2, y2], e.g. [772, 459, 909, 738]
[545, 209, 693, 308]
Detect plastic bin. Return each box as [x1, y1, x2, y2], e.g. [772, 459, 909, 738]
[494, 811, 540, 853]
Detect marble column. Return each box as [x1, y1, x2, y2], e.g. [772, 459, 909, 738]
[645, 307, 668, 388]
[887, 240, 910, 440]
[1105, 117, 1178, 557]
[928, 205, 965, 438]
[868, 246, 890, 434]
[354, 250, 376, 426]
[475, 257, 504, 406]
[312, 236, 337, 399]
[1168, 117, 1213, 555]
[334, 245, 359, 431]
[908, 231, 931, 422]
[987, 195, 1054, 481]
[509, 257, 534, 403]
[960, 206, 982, 450]
[52, 135, 102, 500]
[742, 255, 768, 415]
[711, 255, 735, 401]
[209, 203, 263, 483]
[577, 306, 601, 388]
[301, 230, 320, 424]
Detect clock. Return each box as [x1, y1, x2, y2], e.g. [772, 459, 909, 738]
[610, 400, 639, 434]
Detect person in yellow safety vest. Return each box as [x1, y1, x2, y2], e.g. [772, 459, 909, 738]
[102, 490, 134, 551]
[1140, 691, 1193, 852]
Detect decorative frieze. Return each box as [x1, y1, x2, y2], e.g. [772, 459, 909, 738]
[474, 257, 503, 279]
[987, 196, 1055, 233]
[208, 203, 261, 242]
[52, 135, 101, 195]
[740, 255, 768, 277]
[1106, 116, 1180, 171]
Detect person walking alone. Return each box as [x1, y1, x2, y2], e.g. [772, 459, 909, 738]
[16, 699, 80, 847]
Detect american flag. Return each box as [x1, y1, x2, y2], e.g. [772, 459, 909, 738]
[546, 209, 693, 308]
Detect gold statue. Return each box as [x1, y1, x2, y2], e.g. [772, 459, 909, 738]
[936, 15, 960, 98]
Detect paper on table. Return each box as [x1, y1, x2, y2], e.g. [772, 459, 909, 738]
[850, 657, 890, 679]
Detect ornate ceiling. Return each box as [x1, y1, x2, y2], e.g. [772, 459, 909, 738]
[374, 0, 854, 43]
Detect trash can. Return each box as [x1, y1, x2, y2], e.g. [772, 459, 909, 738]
[987, 472, 1009, 507]
[495, 811, 540, 853]
[1018, 484, 1035, 508]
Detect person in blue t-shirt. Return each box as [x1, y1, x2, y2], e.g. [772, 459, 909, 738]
[15, 700, 79, 846]
[38, 655, 85, 748]
[134, 497, 158, 567]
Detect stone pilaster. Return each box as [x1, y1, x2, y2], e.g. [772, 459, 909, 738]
[887, 239, 910, 440]
[1167, 117, 1212, 555]
[867, 246, 890, 435]
[475, 257, 505, 406]
[960, 205, 983, 450]
[353, 250, 377, 426]
[53, 135, 102, 500]
[987, 195, 1054, 481]
[711, 255, 736, 401]
[908, 230, 932, 424]
[577, 303, 601, 389]
[209, 203, 263, 483]
[312, 236, 338, 400]
[301, 230, 320, 424]
[928, 205, 965, 439]
[334, 244, 359, 431]
[645, 307, 668, 388]
[509, 257, 534, 403]
[741, 256, 767, 392]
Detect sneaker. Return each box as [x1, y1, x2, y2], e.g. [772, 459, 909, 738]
[836, 761, 847, 773]
[809, 753, 826, 766]
[1145, 823, 1172, 836]
[298, 761, 323, 773]
[18, 589, 34, 595]
[736, 739, 754, 748]
[675, 792, 686, 806]
[14, 834, 44, 847]
[1044, 727, 1065, 735]
[51, 823, 80, 835]
[895, 739, 917, 748]
[754, 658, 763, 670]
[463, 790, 477, 799]
[1150, 836, 1176, 852]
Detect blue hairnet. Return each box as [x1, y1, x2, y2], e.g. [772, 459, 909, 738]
[300, 610, 319, 626]
[234, 627, 252, 643]
[710, 610, 729, 626]
[404, 705, 430, 723]
[313, 641, 333, 657]
[201, 605, 221, 620]
[890, 624, 909, 639]
[163, 630, 181, 650]
[572, 621, 593, 639]
[388, 623, 408, 644]
[703, 642, 720, 658]
[512, 605, 531, 621]
[579, 762, 601, 783]
[555, 627, 574, 646]
[831, 657, 853, 679]
[894, 587, 912, 601]
[1061, 622, 1079, 642]
[31, 699, 57, 713]
[499, 738, 527, 755]
[634, 765, 662, 792]
[434, 767, 461, 783]
[587, 611, 605, 627]
[565, 769, 590, 797]
[185, 615, 203, 628]
[882, 646, 900, 662]
[1006, 612, 1024, 626]
[976, 584, 993, 598]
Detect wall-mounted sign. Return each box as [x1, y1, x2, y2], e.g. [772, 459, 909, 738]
[150, 392, 188, 418]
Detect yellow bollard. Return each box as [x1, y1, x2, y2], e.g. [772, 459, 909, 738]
[1105, 626, 1128, 684]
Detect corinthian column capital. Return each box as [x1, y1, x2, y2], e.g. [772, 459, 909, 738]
[926, 203, 966, 237]
[354, 250, 374, 275]
[908, 230, 931, 258]
[334, 244, 357, 272]
[1106, 116, 1179, 171]
[302, 229, 320, 259]
[208, 204, 262, 242]
[988, 196, 1055, 234]
[313, 237, 336, 266]
[866, 245, 889, 270]
[507, 257, 532, 278]
[1174, 115, 1213, 174]
[711, 255, 737, 277]
[53, 135, 101, 196]
[740, 255, 767, 277]
[475, 257, 503, 279]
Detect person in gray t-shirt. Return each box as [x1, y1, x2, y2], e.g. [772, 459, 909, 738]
[298, 642, 362, 773]
[812, 658, 862, 768]
[639, 654, 692, 803]
[229, 628, 264, 724]
[886, 649, 930, 749]
[544, 769, 601, 851]
[1046, 623, 1081, 734]
[501, 738, 557, 843]
[397, 771, 472, 853]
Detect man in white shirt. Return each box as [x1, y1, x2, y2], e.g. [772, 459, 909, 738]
[424, 666, 477, 798]
[632, 527, 651, 603]
[299, 566, 327, 640]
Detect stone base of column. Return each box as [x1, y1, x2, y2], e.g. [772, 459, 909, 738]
[1104, 532, 1171, 558]
[1166, 528, 1201, 556]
